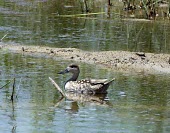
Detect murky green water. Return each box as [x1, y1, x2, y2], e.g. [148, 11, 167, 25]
[0, 51, 170, 133]
[0, 0, 170, 53]
[0, 0, 170, 133]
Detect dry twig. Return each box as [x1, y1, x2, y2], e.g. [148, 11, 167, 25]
[49, 77, 66, 97]
[11, 78, 16, 101]
[0, 33, 8, 42]
[0, 81, 11, 89]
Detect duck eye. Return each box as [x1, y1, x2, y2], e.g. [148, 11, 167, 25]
[70, 65, 77, 68]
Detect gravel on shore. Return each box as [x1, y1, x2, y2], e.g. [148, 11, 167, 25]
[1, 44, 170, 74]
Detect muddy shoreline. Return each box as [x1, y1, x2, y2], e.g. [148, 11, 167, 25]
[1, 44, 170, 74]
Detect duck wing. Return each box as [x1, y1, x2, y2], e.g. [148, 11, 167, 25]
[65, 78, 115, 94]
[89, 78, 115, 85]
[81, 78, 115, 92]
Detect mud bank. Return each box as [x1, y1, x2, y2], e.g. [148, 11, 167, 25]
[1, 44, 170, 74]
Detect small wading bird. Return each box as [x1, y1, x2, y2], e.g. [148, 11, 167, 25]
[58, 64, 115, 94]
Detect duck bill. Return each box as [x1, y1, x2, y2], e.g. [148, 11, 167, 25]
[58, 69, 69, 74]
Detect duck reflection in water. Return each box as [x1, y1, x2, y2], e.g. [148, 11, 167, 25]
[59, 93, 109, 113]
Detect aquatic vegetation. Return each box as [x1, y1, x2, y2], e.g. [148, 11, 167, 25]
[121, 0, 169, 19]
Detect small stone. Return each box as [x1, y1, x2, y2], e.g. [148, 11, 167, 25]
[93, 58, 97, 61]
[22, 47, 25, 52]
[141, 56, 146, 60]
[168, 57, 170, 64]
[67, 50, 73, 52]
[50, 49, 54, 53]
[136, 52, 146, 57]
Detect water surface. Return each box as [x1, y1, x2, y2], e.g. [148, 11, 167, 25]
[0, 0, 170, 132]
[0, 51, 170, 133]
[0, 0, 170, 53]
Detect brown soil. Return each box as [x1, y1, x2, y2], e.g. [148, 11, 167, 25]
[1, 44, 170, 74]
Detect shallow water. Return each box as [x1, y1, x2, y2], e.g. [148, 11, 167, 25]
[0, 51, 170, 133]
[0, 0, 170, 132]
[0, 0, 170, 53]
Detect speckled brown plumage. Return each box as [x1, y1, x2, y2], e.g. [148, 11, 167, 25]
[58, 64, 115, 94]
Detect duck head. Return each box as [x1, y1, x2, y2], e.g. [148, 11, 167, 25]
[58, 64, 80, 75]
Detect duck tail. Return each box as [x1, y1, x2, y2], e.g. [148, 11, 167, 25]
[104, 78, 115, 85]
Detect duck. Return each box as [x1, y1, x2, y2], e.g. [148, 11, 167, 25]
[58, 64, 115, 94]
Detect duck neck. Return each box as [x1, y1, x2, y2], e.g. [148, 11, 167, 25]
[67, 72, 79, 82]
